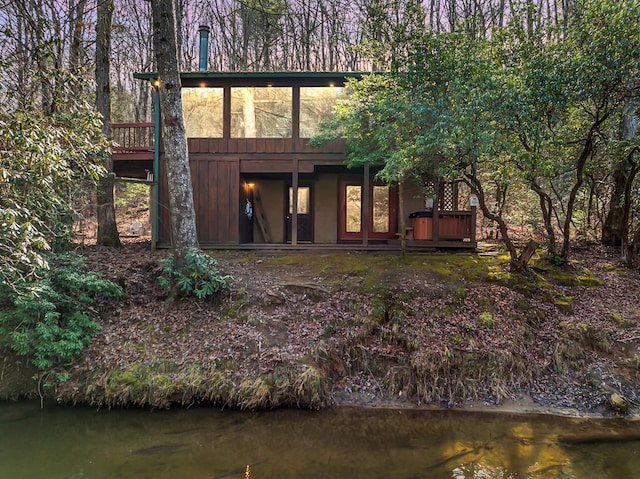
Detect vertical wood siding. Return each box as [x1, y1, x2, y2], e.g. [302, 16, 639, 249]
[186, 137, 346, 154]
[159, 155, 240, 244]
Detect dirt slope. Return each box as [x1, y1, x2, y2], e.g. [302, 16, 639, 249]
[28, 240, 636, 417]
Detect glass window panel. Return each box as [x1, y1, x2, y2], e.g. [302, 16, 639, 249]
[299, 86, 347, 138]
[182, 88, 223, 137]
[346, 185, 361, 233]
[231, 87, 292, 138]
[372, 186, 389, 233]
[289, 187, 309, 214]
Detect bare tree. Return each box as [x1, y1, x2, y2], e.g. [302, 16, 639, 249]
[96, 0, 121, 247]
[69, 0, 89, 73]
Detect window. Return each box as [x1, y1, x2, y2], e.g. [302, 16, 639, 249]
[345, 185, 362, 233]
[372, 186, 389, 233]
[231, 87, 292, 138]
[289, 187, 310, 215]
[182, 87, 223, 137]
[299, 86, 347, 138]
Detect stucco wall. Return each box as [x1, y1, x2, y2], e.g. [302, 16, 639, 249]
[401, 180, 428, 218]
[248, 175, 339, 244]
[251, 179, 285, 243]
[314, 175, 338, 244]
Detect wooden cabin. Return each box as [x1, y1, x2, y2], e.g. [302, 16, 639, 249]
[113, 71, 477, 250]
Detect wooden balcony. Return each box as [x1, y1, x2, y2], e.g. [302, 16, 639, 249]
[111, 122, 346, 160]
[111, 121, 347, 178]
[111, 123, 154, 178]
[112, 122, 155, 161]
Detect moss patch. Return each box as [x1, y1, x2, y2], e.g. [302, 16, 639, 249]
[554, 294, 575, 314]
[541, 262, 604, 287]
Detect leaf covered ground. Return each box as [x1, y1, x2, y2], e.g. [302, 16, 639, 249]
[34, 241, 640, 416]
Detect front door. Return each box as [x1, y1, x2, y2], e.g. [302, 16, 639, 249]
[286, 186, 313, 242]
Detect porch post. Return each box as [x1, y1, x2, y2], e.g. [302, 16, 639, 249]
[151, 83, 161, 251]
[363, 164, 370, 247]
[432, 180, 440, 242]
[223, 85, 231, 139]
[291, 158, 299, 245]
[470, 205, 477, 242]
[292, 86, 300, 140]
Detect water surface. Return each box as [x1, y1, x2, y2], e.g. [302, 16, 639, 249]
[1, 401, 640, 478]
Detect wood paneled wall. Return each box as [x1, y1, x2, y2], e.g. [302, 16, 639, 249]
[159, 156, 240, 244]
[187, 137, 345, 154]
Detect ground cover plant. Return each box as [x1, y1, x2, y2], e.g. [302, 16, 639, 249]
[0, 253, 122, 375]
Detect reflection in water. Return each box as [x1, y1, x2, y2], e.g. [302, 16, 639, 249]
[1, 402, 640, 478]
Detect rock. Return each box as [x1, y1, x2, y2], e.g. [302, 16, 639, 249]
[609, 392, 629, 414]
[262, 289, 285, 305]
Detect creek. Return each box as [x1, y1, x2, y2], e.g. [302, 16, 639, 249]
[1, 401, 640, 478]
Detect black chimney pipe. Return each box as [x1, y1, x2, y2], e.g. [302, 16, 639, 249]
[198, 25, 210, 71]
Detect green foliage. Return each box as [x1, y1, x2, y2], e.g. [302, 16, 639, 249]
[546, 254, 568, 266]
[115, 182, 149, 209]
[159, 248, 231, 300]
[313, 0, 640, 261]
[479, 311, 497, 328]
[0, 254, 123, 371]
[0, 72, 108, 290]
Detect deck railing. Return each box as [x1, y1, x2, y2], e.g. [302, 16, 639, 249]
[438, 211, 473, 240]
[111, 122, 154, 152]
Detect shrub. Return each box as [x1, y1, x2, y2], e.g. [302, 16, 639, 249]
[479, 311, 497, 328]
[158, 248, 231, 300]
[0, 253, 122, 371]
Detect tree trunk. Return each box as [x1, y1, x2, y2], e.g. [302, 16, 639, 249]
[69, 0, 88, 72]
[399, 180, 406, 256]
[96, 0, 121, 248]
[463, 172, 522, 271]
[529, 179, 557, 256]
[631, 224, 640, 259]
[620, 148, 640, 266]
[603, 93, 639, 246]
[560, 135, 592, 259]
[603, 163, 630, 247]
[151, 0, 199, 269]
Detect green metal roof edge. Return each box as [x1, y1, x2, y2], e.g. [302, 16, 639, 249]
[133, 71, 372, 80]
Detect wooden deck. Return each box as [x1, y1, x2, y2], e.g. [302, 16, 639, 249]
[112, 123, 154, 178]
[112, 122, 154, 158]
[110, 123, 347, 178]
[156, 240, 477, 251]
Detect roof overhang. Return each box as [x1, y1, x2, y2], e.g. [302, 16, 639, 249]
[133, 71, 370, 88]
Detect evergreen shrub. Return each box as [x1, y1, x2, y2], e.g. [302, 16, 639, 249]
[0, 253, 122, 371]
[159, 248, 231, 300]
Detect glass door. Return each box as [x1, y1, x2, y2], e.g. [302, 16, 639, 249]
[339, 181, 397, 240]
[286, 186, 313, 242]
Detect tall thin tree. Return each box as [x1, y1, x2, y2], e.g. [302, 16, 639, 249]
[96, 0, 121, 247]
[151, 0, 199, 269]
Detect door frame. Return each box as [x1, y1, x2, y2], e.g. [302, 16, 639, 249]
[285, 183, 314, 243]
[338, 178, 398, 241]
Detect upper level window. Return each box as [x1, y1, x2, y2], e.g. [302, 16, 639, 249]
[299, 86, 346, 138]
[231, 87, 292, 138]
[182, 87, 223, 138]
